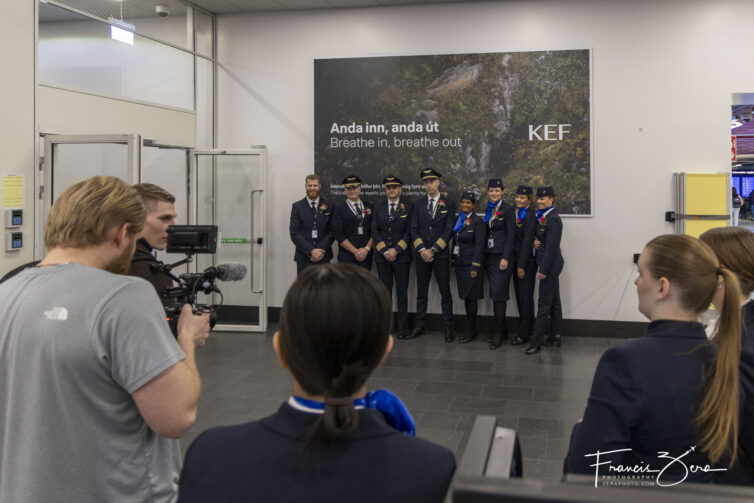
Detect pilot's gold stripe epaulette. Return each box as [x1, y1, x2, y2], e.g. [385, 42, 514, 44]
[436, 238, 447, 249]
[398, 240, 408, 250]
[376, 242, 387, 251]
[413, 238, 423, 248]
[472, 262, 481, 267]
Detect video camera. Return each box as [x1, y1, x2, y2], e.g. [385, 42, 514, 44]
[151, 225, 246, 336]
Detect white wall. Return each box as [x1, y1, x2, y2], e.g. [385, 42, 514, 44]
[39, 19, 194, 110]
[0, 0, 35, 271]
[216, 0, 744, 322]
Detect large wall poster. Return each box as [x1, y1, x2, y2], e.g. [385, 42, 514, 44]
[314, 49, 592, 215]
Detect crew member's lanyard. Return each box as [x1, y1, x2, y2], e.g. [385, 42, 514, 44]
[310, 199, 319, 239]
[349, 200, 365, 235]
[487, 200, 502, 229]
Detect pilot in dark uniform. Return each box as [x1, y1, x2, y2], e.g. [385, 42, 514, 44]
[332, 175, 374, 270]
[511, 185, 537, 346]
[453, 192, 485, 343]
[409, 168, 456, 342]
[289, 174, 334, 274]
[483, 179, 516, 350]
[526, 186, 564, 355]
[371, 176, 413, 339]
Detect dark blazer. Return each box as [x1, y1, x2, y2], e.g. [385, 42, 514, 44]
[534, 208, 564, 275]
[371, 199, 413, 264]
[289, 198, 334, 264]
[743, 300, 754, 354]
[178, 403, 456, 503]
[737, 346, 754, 485]
[484, 201, 515, 260]
[128, 239, 175, 307]
[411, 196, 456, 260]
[564, 320, 728, 483]
[513, 208, 537, 270]
[332, 200, 374, 264]
[453, 214, 485, 271]
[734, 302, 754, 484]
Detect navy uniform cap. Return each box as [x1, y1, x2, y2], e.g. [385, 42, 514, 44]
[536, 186, 555, 198]
[488, 178, 503, 189]
[516, 185, 533, 196]
[383, 175, 403, 186]
[420, 168, 442, 180]
[342, 175, 361, 188]
[460, 191, 476, 203]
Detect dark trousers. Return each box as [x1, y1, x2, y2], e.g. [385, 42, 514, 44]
[513, 260, 537, 339]
[338, 252, 373, 270]
[415, 258, 453, 329]
[531, 269, 563, 345]
[376, 261, 410, 330]
[296, 259, 330, 275]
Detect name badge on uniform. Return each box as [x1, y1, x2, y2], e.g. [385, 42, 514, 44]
[453, 245, 460, 255]
[312, 230, 318, 239]
[358, 226, 364, 235]
[488, 238, 494, 248]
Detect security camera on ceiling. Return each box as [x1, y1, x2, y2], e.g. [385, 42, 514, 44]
[155, 5, 170, 17]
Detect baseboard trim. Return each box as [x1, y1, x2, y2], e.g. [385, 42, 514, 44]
[266, 307, 646, 339]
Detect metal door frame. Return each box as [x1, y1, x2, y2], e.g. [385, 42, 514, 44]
[38, 133, 141, 259]
[190, 148, 268, 332]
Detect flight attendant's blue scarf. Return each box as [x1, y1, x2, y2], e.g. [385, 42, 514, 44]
[454, 212, 470, 232]
[517, 207, 528, 221]
[484, 201, 498, 223]
[536, 206, 553, 221]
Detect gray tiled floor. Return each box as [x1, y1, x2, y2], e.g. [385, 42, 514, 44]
[182, 327, 612, 482]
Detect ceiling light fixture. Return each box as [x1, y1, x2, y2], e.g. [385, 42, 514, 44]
[108, 17, 134, 45]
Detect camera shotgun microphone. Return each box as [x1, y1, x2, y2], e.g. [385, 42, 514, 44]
[204, 263, 247, 282]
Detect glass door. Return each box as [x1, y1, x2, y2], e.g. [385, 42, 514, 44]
[39, 134, 140, 258]
[191, 149, 267, 332]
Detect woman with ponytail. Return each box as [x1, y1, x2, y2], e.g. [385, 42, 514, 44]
[178, 264, 455, 503]
[699, 226, 754, 484]
[564, 234, 744, 484]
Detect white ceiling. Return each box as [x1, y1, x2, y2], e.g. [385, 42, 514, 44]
[189, 0, 485, 15]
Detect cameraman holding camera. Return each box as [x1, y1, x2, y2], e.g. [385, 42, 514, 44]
[0, 176, 210, 503]
[129, 183, 178, 305]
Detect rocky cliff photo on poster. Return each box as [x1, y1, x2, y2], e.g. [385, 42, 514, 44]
[314, 49, 591, 215]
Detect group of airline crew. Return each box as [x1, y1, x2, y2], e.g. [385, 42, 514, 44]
[289, 168, 564, 354]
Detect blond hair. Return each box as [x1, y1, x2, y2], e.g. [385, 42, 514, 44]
[645, 234, 741, 465]
[45, 176, 145, 249]
[699, 226, 754, 295]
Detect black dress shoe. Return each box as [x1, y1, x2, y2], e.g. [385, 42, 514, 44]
[541, 334, 562, 347]
[406, 327, 424, 340]
[524, 344, 540, 355]
[397, 328, 409, 340]
[489, 339, 502, 350]
[459, 331, 476, 344]
[444, 328, 455, 343]
[510, 336, 529, 346]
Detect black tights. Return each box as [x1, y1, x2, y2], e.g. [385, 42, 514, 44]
[464, 299, 478, 331]
[493, 301, 508, 337]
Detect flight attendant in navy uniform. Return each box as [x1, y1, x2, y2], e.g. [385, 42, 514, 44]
[453, 192, 485, 343]
[332, 175, 374, 270]
[409, 168, 456, 342]
[371, 175, 413, 339]
[289, 174, 334, 274]
[511, 185, 537, 346]
[483, 178, 516, 350]
[525, 187, 564, 355]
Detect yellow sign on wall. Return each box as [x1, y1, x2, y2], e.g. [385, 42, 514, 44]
[682, 173, 728, 238]
[1, 175, 24, 208]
